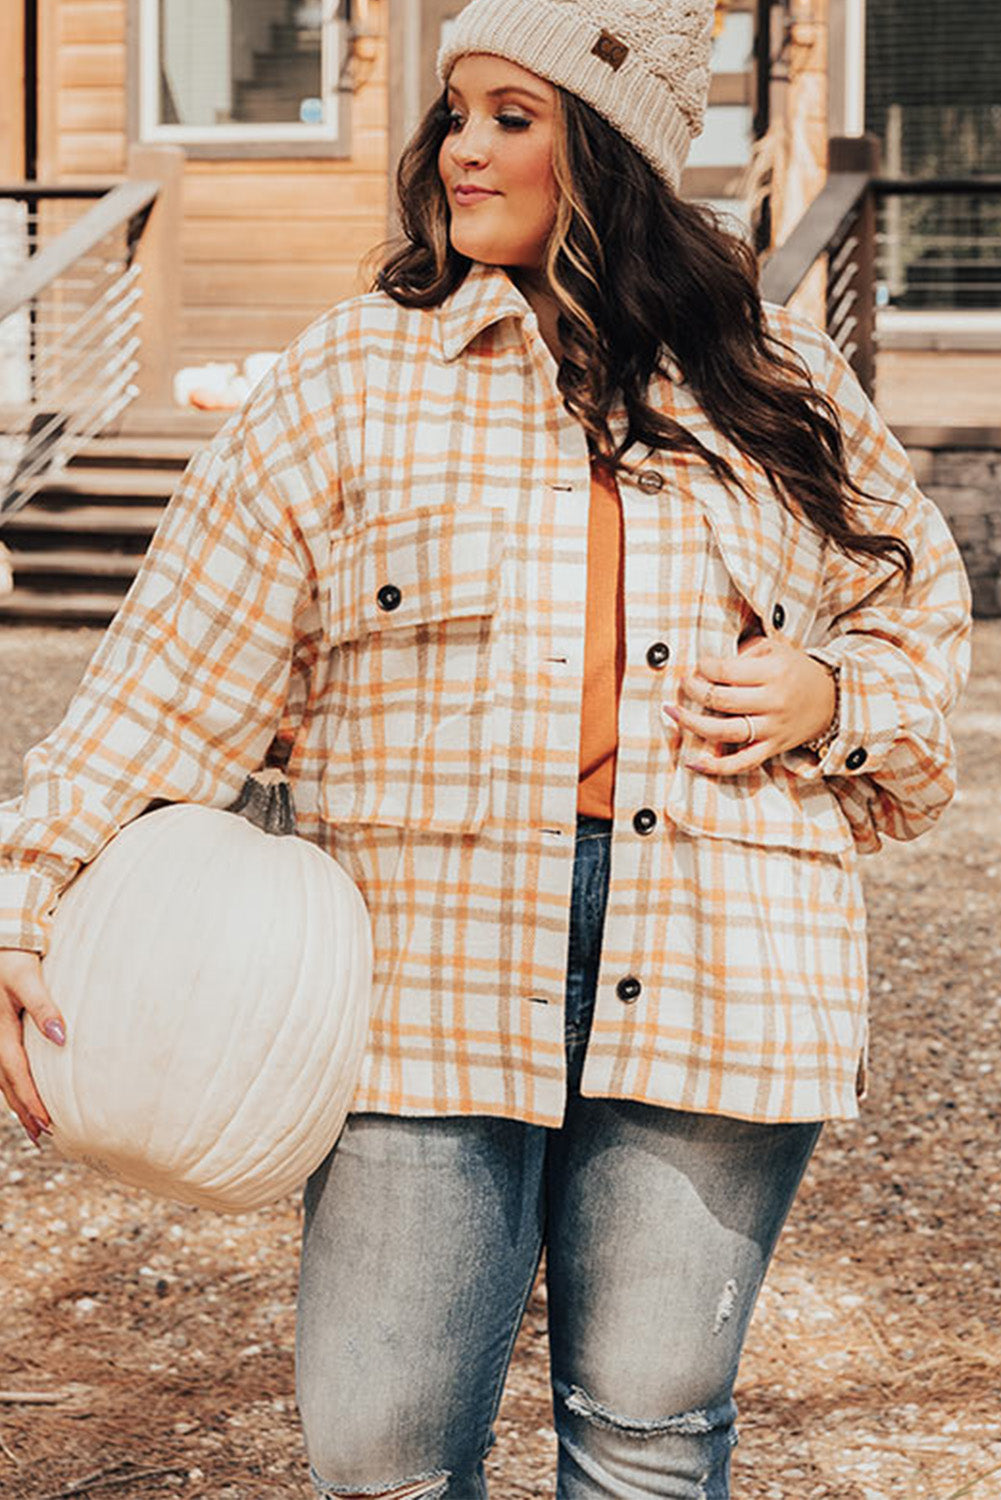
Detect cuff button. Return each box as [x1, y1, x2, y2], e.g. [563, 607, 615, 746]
[377, 583, 402, 612]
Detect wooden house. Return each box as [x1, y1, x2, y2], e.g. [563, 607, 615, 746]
[3, 1, 998, 620]
[0, 0, 776, 380]
[0, 0, 858, 621]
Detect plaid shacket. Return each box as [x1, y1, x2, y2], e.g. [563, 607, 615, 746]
[0, 259, 972, 1125]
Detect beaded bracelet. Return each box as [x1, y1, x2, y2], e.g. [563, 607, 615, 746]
[802, 661, 841, 757]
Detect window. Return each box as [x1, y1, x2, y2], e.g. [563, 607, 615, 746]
[138, 0, 349, 151]
[867, 0, 1001, 310]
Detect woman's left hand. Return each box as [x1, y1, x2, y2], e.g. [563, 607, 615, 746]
[663, 636, 837, 776]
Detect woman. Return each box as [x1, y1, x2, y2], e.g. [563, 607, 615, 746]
[0, 1, 972, 1495]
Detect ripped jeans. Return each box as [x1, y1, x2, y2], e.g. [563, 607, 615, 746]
[295, 815, 822, 1499]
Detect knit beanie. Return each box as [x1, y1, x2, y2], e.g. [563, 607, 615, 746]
[435, 0, 715, 194]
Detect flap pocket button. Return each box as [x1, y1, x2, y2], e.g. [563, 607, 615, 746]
[377, 583, 402, 612]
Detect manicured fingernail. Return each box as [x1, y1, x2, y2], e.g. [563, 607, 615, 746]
[25, 1126, 41, 1149]
[685, 760, 707, 772]
[30, 1114, 52, 1136]
[661, 703, 681, 722]
[44, 1020, 66, 1045]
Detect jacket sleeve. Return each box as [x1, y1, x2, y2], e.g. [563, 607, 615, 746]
[786, 326, 973, 853]
[0, 365, 324, 954]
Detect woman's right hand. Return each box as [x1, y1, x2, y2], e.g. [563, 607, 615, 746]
[0, 950, 66, 1147]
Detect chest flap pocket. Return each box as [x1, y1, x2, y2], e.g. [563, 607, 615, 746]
[320, 503, 505, 833]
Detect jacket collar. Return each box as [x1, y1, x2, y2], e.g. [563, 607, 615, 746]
[437, 260, 536, 362]
[433, 259, 697, 457]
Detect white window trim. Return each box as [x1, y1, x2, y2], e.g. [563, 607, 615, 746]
[137, 0, 346, 146]
[828, 0, 866, 139]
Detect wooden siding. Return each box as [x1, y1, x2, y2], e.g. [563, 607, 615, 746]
[0, 4, 25, 179]
[38, 0, 392, 366]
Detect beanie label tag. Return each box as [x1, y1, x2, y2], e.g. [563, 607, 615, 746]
[592, 29, 629, 71]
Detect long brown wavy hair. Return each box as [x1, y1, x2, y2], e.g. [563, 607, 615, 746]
[363, 82, 912, 583]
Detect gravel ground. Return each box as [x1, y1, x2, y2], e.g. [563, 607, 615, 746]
[1, 621, 1000, 1500]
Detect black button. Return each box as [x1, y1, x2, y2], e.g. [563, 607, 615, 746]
[377, 583, 402, 612]
[846, 747, 868, 771]
[616, 976, 642, 1003]
[646, 641, 671, 669]
[771, 602, 786, 630]
[632, 807, 657, 835]
[637, 470, 665, 493]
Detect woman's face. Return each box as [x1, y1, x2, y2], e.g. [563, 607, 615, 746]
[437, 54, 559, 274]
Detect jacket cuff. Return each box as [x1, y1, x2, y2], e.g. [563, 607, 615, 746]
[0, 869, 59, 955]
[788, 641, 902, 782]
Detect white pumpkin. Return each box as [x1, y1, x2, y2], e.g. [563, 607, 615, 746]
[26, 796, 373, 1213]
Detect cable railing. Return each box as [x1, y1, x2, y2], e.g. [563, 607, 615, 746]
[0, 180, 160, 519]
[759, 134, 1001, 399]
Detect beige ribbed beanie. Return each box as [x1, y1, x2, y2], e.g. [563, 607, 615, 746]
[435, 0, 715, 194]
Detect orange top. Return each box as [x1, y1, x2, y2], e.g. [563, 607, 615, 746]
[577, 456, 626, 818]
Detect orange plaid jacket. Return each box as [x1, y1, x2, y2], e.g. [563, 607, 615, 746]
[0, 260, 972, 1125]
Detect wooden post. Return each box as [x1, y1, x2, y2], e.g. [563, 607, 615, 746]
[0, 3, 25, 180]
[827, 134, 881, 401]
[127, 143, 184, 413]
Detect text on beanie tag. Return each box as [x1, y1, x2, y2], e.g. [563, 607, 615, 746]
[592, 29, 630, 70]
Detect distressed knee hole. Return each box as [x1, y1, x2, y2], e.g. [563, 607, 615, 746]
[712, 1277, 739, 1335]
[562, 1384, 738, 1444]
[310, 1466, 449, 1500]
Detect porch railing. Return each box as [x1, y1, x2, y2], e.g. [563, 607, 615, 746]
[0, 147, 182, 520]
[759, 134, 1001, 399]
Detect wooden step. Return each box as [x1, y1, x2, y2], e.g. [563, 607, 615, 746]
[2, 503, 166, 535]
[0, 588, 123, 624]
[12, 549, 141, 578]
[0, 425, 212, 619]
[36, 467, 178, 500]
[111, 406, 227, 441]
[72, 435, 198, 467]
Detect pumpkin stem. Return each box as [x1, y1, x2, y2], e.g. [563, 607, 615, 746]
[227, 769, 297, 837]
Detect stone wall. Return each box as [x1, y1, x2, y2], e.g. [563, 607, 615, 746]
[901, 431, 1001, 617]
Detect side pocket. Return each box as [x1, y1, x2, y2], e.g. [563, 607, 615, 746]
[662, 756, 855, 856]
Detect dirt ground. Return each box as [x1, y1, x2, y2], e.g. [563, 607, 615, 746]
[1, 621, 1000, 1500]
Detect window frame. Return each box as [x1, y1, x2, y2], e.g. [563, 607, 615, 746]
[128, 0, 353, 160]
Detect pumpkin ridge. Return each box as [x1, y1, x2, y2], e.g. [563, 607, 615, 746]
[195, 849, 368, 1203]
[188, 842, 322, 1195]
